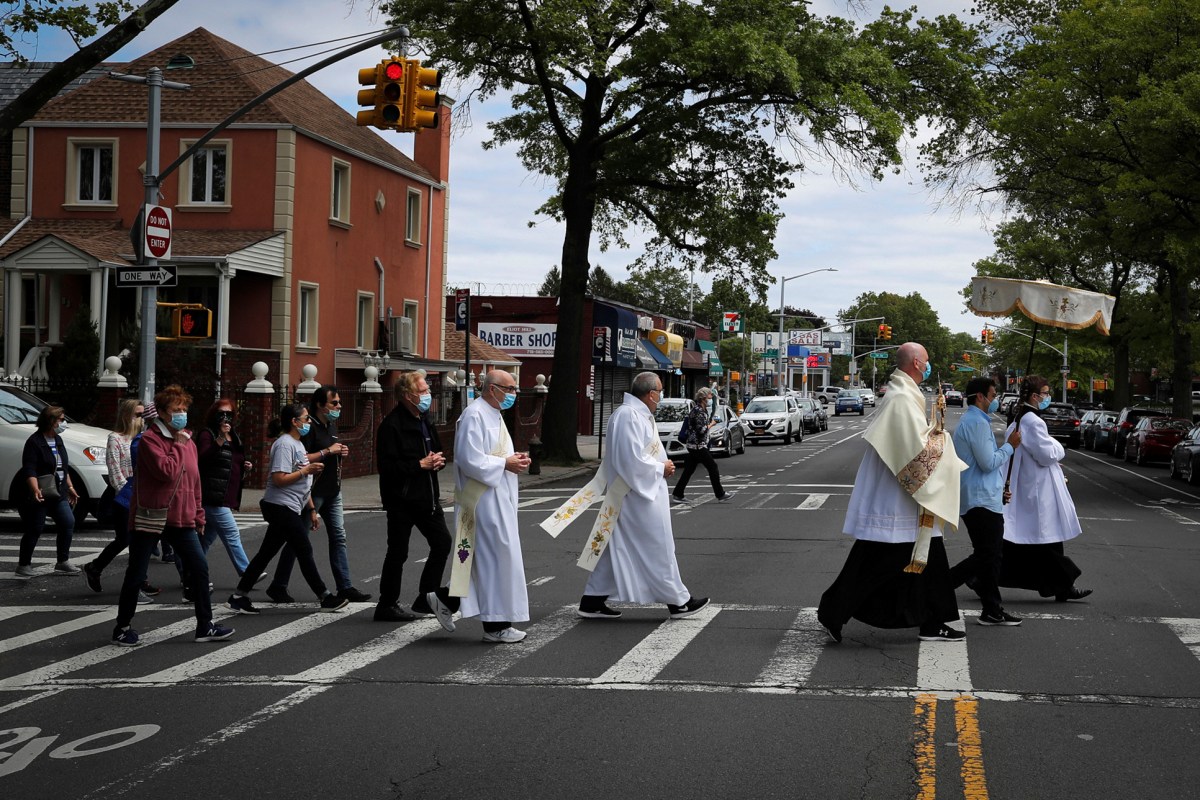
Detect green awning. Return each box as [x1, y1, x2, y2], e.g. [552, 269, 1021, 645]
[698, 340, 723, 376]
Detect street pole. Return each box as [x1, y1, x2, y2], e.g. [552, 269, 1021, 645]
[777, 278, 786, 396]
[1063, 334, 1069, 403]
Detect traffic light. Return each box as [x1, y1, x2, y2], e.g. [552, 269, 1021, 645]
[172, 307, 212, 339]
[981, 329, 988, 344]
[881, 325, 892, 340]
[963, 353, 971, 363]
[403, 59, 441, 131]
[355, 58, 405, 129]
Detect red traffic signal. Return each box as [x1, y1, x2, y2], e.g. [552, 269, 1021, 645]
[172, 307, 212, 339]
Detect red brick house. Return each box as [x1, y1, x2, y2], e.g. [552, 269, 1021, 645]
[0, 27, 454, 392]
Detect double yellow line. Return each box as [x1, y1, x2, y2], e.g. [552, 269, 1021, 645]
[913, 693, 989, 799]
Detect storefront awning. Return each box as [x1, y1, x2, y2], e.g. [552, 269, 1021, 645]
[681, 349, 707, 370]
[592, 302, 640, 368]
[649, 329, 683, 366]
[635, 337, 673, 370]
[698, 340, 723, 376]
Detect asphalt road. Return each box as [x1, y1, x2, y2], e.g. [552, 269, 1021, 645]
[2, 405, 1199, 799]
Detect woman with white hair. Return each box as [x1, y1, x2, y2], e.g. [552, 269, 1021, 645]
[671, 387, 734, 505]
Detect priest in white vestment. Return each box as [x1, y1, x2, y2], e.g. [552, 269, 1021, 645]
[452, 370, 531, 643]
[817, 343, 968, 644]
[999, 375, 1090, 602]
[577, 372, 710, 620]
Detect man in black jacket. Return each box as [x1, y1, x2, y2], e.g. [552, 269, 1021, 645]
[374, 372, 459, 626]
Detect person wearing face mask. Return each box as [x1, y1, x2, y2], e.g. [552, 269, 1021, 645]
[999, 375, 1091, 602]
[817, 342, 969, 644]
[268, 385, 372, 605]
[670, 387, 734, 505]
[947, 377, 1023, 626]
[373, 371, 460, 625]
[14, 405, 80, 577]
[194, 399, 261, 584]
[226, 404, 350, 615]
[450, 370, 531, 643]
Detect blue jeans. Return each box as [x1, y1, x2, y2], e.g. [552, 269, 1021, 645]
[202, 505, 251, 575]
[272, 492, 350, 592]
[117, 526, 212, 634]
[18, 497, 75, 565]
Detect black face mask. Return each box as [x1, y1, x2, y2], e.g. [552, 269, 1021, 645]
[216, 412, 234, 424]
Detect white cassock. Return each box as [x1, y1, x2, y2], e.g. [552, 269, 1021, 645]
[584, 393, 690, 605]
[454, 398, 529, 623]
[1002, 410, 1082, 544]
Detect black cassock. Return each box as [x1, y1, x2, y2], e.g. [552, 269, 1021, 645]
[818, 537, 959, 630]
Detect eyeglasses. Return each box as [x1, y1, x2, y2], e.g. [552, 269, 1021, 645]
[494, 385, 518, 394]
[327, 400, 342, 407]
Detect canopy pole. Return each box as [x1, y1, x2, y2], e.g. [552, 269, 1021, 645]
[1024, 322, 1039, 375]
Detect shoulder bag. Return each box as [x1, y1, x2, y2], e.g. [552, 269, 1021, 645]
[133, 466, 185, 535]
[36, 474, 61, 501]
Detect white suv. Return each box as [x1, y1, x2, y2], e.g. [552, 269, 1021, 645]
[741, 395, 804, 443]
[815, 386, 842, 405]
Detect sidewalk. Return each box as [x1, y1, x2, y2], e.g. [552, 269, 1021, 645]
[240, 436, 602, 511]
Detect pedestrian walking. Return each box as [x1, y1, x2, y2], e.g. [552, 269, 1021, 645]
[573, 371, 709, 621]
[111, 385, 233, 646]
[374, 371, 459, 626]
[268, 385, 372, 604]
[13, 405, 80, 577]
[817, 342, 968, 644]
[451, 370, 530, 643]
[226, 404, 350, 615]
[947, 377, 1023, 626]
[999, 375, 1092, 602]
[671, 387, 734, 505]
[195, 399, 263, 584]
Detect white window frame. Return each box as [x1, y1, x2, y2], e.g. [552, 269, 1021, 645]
[403, 300, 419, 353]
[330, 159, 351, 226]
[178, 139, 232, 208]
[65, 138, 118, 207]
[356, 292, 375, 350]
[297, 282, 319, 348]
[405, 188, 422, 243]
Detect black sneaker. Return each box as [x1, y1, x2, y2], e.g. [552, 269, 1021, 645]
[577, 604, 622, 619]
[226, 594, 260, 615]
[82, 562, 102, 593]
[140, 581, 162, 597]
[195, 623, 235, 642]
[337, 586, 373, 603]
[320, 593, 350, 613]
[666, 596, 710, 619]
[265, 586, 295, 604]
[111, 626, 140, 647]
[373, 603, 417, 622]
[918, 625, 967, 642]
[978, 611, 1022, 626]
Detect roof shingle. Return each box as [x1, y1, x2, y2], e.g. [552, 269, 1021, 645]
[442, 323, 523, 366]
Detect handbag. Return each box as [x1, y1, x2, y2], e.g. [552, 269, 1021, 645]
[37, 474, 60, 501]
[676, 415, 692, 446]
[132, 466, 185, 535]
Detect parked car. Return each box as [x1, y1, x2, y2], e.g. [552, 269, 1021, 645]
[1170, 423, 1200, 485]
[0, 383, 110, 524]
[1080, 410, 1117, 451]
[654, 398, 694, 460]
[814, 386, 842, 405]
[834, 392, 865, 416]
[1042, 403, 1082, 448]
[706, 404, 748, 457]
[876, 384, 888, 398]
[1110, 406, 1170, 458]
[795, 397, 827, 433]
[998, 393, 1019, 417]
[944, 390, 964, 407]
[741, 396, 803, 443]
[1124, 417, 1192, 465]
[851, 388, 876, 408]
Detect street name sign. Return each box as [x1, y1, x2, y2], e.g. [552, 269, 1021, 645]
[116, 265, 178, 288]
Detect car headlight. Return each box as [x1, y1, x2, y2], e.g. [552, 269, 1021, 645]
[771, 417, 785, 424]
[82, 446, 107, 463]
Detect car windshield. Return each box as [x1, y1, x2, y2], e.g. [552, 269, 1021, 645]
[745, 399, 785, 414]
[0, 385, 49, 424]
[654, 402, 691, 422]
[1153, 419, 1192, 432]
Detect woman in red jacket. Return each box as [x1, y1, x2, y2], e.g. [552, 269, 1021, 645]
[110, 385, 234, 647]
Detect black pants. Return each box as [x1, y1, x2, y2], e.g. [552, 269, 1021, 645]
[673, 447, 724, 499]
[378, 506, 459, 612]
[948, 507, 1005, 617]
[92, 503, 131, 572]
[116, 526, 211, 634]
[236, 501, 328, 598]
[999, 541, 1082, 597]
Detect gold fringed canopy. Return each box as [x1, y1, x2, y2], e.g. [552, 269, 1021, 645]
[970, 277, 1115, 335]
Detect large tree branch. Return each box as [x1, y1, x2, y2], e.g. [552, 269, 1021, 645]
[0, 0, 181, 139]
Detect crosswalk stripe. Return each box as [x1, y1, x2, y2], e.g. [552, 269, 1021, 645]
[752, 608, 824, 688]
[132, 604, 372, 684]
[592, 603, 721, 686]
[0, 611, 114, 654]
[917, 624, 973, 693]
[796, 494, 829, 510]
[445, 605, 580, 684]
[286, 618, 444, 683]
[1162, 618, 1200, 663]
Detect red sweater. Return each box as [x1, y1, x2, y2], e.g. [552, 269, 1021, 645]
[135, 420, 205, 529]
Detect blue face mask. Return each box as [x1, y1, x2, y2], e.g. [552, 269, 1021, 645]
[922, 362, 932, 381]
[986, 397, 999, 414]
[326, 409, 341, 420]
[416, 393, 432, 412]
[298, 422, 312, 436]
[499, 391, 517, 411]
[169, 413, 188, 431]
[1038, 396, 1051, 411]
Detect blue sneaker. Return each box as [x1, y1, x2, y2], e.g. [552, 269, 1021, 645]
[227, 594, 260, 614]
[195, 623, 235, 642]
[112, 627, 140, 647]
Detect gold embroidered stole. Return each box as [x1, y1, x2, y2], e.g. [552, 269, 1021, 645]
[449, 419, 513, 597]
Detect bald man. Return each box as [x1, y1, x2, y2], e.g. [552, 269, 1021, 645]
[817, 342, 968, 644]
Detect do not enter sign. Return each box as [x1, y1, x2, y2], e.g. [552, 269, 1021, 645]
[144, 205, 172, 260]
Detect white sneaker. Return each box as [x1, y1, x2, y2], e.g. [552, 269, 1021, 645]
[14, 564, 36, 578]
[481, 627, 526, 644]
[425, 591, 456, 633]
[54, 561, 81, 574]
[137, 590, 155, 605]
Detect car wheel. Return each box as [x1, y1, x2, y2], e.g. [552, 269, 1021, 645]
[860, 409, 865, 416]
[1171, 458, 1182, 480]
[1136, 447, 1146, 467]
[795, 426, 803, 443]
[736, 436, 746, 455]
[1190, 458, 1200, 486]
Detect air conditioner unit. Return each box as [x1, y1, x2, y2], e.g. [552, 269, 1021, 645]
[637, 315, 654, 332]
[388, 316, 414, 354]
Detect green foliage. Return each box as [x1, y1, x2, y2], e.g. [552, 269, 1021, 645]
[46, 306, 99, 420]
[1, 1, 133, 60]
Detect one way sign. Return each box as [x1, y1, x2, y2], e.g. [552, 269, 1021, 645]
[115, 265, 178, 288]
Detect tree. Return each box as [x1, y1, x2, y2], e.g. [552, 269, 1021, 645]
[840, 291, 951, 379]
[0, 0, 182, 139]
[376, 0, 984, 460]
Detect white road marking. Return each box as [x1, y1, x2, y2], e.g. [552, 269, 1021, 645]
[1071, 449, 1200, 502]
[752, 608, 823, 688]
[527, 576, 555, 586]
[1136, 503, 1200, 525]
[0, 611, 114, 654]
[591, 603, 721, 686]
[1162, 618, 1200, 663]
[445, 605, 580, 684]
[748, 492, 778, 509]
[287, 618, 445, 683]
[916, 621, 972, 692]
[796, 494, 829, 510]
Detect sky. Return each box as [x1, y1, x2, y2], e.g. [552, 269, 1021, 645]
[22, 0, 1002, 336]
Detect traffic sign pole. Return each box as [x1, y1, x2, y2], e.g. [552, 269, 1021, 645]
[140, 69, 163, 405]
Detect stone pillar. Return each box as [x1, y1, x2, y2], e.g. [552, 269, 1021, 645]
[94, 356, 128, 430]
[241, 361, 275, 490]
[295, 363, 319, 407]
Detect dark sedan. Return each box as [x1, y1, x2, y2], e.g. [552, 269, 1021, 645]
[1125, 417, 1192, 465]
[1081, 410, 1116, 451]
[796, 397, 828, 433]
[1042, 403, 1081, 448]
[1170, 423, 1200, 485]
